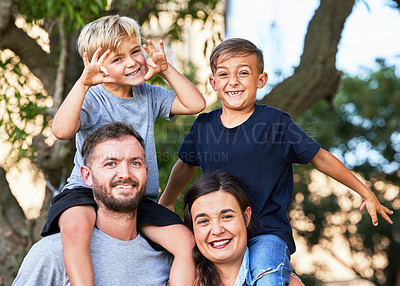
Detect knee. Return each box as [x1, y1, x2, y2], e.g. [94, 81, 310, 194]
[59, 205, 96, 236]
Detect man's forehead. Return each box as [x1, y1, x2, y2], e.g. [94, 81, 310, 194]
[93, 137, 144, 157]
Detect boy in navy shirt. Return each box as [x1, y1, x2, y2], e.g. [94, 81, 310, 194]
[159, 38, 393, 285]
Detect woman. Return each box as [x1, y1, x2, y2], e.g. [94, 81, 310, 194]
[184, 171, 304, 286]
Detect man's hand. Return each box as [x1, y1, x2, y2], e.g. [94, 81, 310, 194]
[80, 47, 116, 86]
[360, 197, 393, 226]
[143, 39, 169, 80]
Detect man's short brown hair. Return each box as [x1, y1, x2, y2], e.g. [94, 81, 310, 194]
[81, 122, 145, 166]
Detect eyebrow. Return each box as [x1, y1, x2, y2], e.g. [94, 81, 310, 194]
[194, 208, 236, 220]
[100, 155, 144, 164]
[216, 63, 252, 70]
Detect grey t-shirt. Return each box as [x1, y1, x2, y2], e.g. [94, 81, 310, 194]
[64, 83, 176, 201]
[12, 229, 173, 286]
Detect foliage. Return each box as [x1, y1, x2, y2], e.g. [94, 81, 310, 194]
[0, 50, 51, 164]
[16, 0, 108, 31]
[292, 59, 400, 284]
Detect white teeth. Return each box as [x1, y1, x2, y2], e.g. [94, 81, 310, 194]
[227, 91, 242, 96]
[114, 185, 133, 189]
[212, 240, 230, 247]
[126, 69, 139, 77]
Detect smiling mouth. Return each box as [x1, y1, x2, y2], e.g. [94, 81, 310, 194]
[113, 185, 134, 189]
[226, 91, 243, 96]
[111, 179, 138, 190]
[125, 68, 141, 77]
[210, 239, 231, 248]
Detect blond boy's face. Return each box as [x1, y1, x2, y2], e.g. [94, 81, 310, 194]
[102, 37, 147, 91]
[209, 54, 268, 114]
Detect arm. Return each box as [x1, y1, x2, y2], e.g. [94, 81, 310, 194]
[141, 224, 195, 286]
[52, 48, 116, 139]
[143, 40, 206, 115]
[158, 159, 197, 211]
[311, 148, 393, 226]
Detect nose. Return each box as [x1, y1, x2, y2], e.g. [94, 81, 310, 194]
[210, 221, 225, 235]
[126, 55, 137, 67]
[228, 75, 239, 86]
[117, 162, 131, 179]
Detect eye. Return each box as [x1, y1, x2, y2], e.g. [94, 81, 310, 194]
[105, 161, 116, 167]
[112, 57, 122, 63]
[222, 214, 234, 220]
[196, 218, 209, 225]
[239, 70, 249, 76]
[217, 72, 228, 77]
[130, 160, 141, 166]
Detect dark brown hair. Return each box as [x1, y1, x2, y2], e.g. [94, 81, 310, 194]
[81, 122, 144, 166]
[210, 38, 264, 75]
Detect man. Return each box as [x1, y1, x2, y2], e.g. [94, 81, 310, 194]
[13, 122, 173, 285]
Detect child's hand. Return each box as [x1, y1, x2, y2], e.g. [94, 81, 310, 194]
[80, 47, 116, 86]
[360, 197, 393, 226]
[143, 39, 169, 80]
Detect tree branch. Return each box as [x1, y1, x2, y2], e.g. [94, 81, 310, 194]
[259, 0, 356, 119]
[52, 21, 68, 109]
[0, 0, 13, 32]
[0, 21, 57, 94]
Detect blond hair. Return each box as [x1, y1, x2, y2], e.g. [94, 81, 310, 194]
[77, 15, 141, 61]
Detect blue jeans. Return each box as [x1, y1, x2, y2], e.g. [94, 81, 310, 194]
[248, 234, 291, 286]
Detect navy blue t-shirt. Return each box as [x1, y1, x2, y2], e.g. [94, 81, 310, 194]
[178, 104, 320, 254]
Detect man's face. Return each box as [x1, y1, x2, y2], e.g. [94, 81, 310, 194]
[81, 135, 148, 214]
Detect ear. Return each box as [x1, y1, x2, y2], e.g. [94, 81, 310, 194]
[244, 206, 252, 227]
[80, 165, 93, 187]
[257, 72, 268, 89]
[209, 75, 217, 91]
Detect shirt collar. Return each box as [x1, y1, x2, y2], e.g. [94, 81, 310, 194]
[234, 248, 252, 286]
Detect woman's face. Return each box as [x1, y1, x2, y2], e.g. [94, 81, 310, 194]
[191, 190, 251, 266]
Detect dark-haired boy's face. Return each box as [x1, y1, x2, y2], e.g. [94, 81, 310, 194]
[209, 54, 267, 114]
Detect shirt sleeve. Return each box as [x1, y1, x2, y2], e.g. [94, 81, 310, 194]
[79, 89, 102, 130]
[178, 118, 200, 166]
[148, 84, 176, 121]
[12, 237, 68, 286]
[281, 113, 321, 164]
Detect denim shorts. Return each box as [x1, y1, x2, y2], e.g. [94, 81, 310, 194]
[248, 234, 292, 286]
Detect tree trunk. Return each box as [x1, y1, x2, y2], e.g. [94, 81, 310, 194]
[258, 0, 356, 119]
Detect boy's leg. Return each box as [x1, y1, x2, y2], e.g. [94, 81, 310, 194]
[248, 234, 291, 286]
[138, 197, 195, 286]
[42, 188, 97, 286]
[60, 205, 96, 286]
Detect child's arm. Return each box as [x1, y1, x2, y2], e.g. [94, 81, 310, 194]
[159, 159, 197, 211]
[141, 224, 195, 286]
[52, 48, 116, 139]
[59, 205, 97, 286]
[143, 40, 206, 115]
[311, 148, 393, 226]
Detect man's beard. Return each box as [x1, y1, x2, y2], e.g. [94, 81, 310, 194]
[92, 177, 146, 214]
